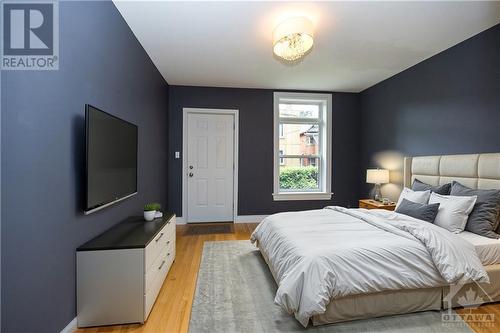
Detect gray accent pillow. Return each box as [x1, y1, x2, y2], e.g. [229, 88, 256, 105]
[412, 179, 451, 195]
[450, 181, 500, 239]
[395, 199, 441, 223]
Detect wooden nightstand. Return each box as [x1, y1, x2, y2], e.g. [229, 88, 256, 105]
[359, 199, 396, 211]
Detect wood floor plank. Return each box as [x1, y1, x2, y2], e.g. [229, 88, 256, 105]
[76, 222, 499, 333]
[456, 304, 500, 333]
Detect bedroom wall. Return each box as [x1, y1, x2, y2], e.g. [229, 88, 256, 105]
[1, 2, 168, 333]
[168, 86, 362, 217]
[360, 23, 500, 201]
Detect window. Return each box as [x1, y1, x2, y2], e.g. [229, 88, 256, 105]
[279, 124, 284, 138]
[306, 135, 317, 145]
[273, 92, 332, 201]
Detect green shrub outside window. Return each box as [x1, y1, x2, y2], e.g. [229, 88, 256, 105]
[279, 166, 318, 190]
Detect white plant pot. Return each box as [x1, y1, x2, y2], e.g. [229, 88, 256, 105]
[144, 210, 156, 221]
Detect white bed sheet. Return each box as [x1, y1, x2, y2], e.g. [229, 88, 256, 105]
[459, 231, 500, 266]
[251, 207, 488, 326]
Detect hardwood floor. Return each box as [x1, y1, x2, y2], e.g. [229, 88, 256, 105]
[76, 222, 500, 333]
[456, 305, 500, 333]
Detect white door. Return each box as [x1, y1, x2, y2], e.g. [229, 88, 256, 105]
[186, 113, 234, 223]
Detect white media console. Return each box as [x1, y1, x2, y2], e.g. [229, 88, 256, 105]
[76, 213, 176, 327]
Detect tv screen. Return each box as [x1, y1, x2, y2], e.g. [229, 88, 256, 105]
[85, 105, 138, 214]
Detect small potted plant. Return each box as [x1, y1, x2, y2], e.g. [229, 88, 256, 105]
[144, 203, 161, 221]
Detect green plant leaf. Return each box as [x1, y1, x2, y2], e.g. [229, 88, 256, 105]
[279, 166, 318, 190]
[144, 202, 161, 211]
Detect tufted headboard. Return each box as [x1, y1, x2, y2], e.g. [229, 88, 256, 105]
[403, 153, 500, 190]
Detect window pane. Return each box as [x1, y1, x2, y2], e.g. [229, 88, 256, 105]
[279, 103, 319, 119]
[279, 123, 319, 155]
[279, 158, 319, 190]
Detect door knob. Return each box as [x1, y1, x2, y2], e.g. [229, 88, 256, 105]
[189, 172, 194, 177]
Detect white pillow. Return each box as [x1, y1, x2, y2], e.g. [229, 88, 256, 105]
[396, 188, 431, 209]
[429, 192, 477, 233]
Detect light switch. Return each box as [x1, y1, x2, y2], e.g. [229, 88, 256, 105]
[175, 151, 180, 159]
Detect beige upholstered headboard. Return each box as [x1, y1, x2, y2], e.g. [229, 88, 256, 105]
[403, 153, 500, 190]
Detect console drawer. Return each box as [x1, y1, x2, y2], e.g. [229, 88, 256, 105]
[144, 245, 174, 319]
[145, 241, 174, 293]
[144, 217, 174, 271]
[165, 218, 176, 257]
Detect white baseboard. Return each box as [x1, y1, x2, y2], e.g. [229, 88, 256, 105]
[175, 215, 267, 224]
[60, 317, 77, 333]
[234, 215, 268, 223]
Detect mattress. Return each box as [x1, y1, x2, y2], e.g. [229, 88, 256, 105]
[459, 231, 500, 266]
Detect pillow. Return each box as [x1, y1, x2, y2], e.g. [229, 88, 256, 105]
[429, 192, 477, 233]
[450, 181, 500, 239]
[412, 179, 451, 195]
[396, 188, 431, 209]
[395, 199, 440, 223]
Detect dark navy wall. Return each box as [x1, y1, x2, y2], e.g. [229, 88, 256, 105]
[168, 86, 361, 216]
[360, 24, 500, 197]
[1, 2, 168, 332]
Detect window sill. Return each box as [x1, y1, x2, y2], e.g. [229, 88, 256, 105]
[272, 192, 333, 201]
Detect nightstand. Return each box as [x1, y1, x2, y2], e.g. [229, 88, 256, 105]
[359, 199, 396, 211]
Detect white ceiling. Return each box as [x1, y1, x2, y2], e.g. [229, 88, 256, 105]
[114, 1, 500, 93]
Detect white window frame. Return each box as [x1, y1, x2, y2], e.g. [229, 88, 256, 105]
[273, 92, 332, 201]
[279, 149, 285, 165]
[279, 123, 285, 138]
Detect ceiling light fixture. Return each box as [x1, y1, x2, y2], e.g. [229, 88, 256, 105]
[273, 17, 314, 62]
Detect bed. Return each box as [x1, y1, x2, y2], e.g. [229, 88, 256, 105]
[251, 152, 500, 326]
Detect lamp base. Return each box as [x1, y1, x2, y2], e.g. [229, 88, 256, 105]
[373, 184, 382, 202]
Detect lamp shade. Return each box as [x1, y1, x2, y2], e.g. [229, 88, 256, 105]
[366, 169, 389, 184]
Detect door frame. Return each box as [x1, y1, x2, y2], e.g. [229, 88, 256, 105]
[182, 108, 239, 223]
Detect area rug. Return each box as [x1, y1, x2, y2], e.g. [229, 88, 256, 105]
[189, 240, 473, 333]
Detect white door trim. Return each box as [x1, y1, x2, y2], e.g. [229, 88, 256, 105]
[182, 108, 239, 223]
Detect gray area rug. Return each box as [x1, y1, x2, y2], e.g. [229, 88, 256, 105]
[189, 240, 473, 333]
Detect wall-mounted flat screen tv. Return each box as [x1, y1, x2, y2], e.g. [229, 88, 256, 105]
[85, 104, 138, 214]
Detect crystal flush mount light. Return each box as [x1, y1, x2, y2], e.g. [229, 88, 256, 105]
[273, 17, 314, 62]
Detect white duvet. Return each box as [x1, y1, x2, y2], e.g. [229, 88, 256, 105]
[250, 207, 489, 327]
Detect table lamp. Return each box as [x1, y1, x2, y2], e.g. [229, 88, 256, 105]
[366, 169, 389, 201]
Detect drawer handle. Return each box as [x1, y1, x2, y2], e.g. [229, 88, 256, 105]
[167, 252, 170, 257]
[166, 240, 170, 245]
[158, 260, 166, 270]
[155, 233, 164, 242]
